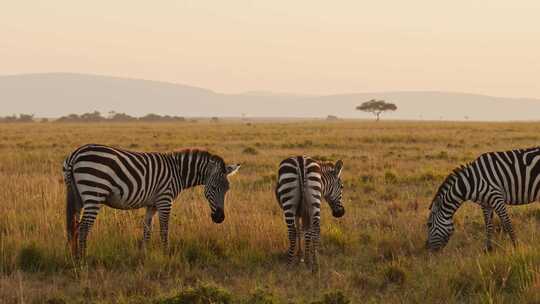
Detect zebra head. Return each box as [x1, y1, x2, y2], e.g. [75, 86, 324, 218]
[426, 198, 454, 251]
[426, 173, 463, 251]
[204, 158, 240, 224]
[323, 160, 345, 218]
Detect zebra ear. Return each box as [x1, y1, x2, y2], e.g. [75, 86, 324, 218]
[226, 164, 241, 176]
[334, 160, 343, 177]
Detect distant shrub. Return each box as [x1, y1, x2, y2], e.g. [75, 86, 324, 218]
[0, 114, 35, 123]
[139, 113, 185, 122]
[55, 111, 185, 123]
[55, 113, 81, 123]
[326, 115, 339, 121]
[159, 284, 232, 304]
[57, 111, 106, 122]
[312, 291, 351, 304]
[243, 147, 259, 155]
[211, 117, 219, 122]
[109, 112, 137, 122]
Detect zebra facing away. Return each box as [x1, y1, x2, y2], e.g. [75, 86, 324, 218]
[426, 147, 540, 251]
[63, 144, 240, 258]
[275, 156, 345, 272]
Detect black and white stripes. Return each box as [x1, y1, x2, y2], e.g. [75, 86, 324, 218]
[63, 144, 240, 258]
[426, 147, 540, 251]
[275, 156, 344, 271]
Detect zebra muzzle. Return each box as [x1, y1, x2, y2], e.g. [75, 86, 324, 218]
[211, 209, 225, 223]
[332, 207, 345, 218]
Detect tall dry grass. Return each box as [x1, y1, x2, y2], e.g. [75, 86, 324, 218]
[1, 121, 540, 303]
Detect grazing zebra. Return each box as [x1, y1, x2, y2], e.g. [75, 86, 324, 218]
[275, 156, 345, 271]
[63, 144, 240, 258]
[426, 147, 540, 251]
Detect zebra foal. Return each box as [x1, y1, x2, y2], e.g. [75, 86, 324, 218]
[275, 156, 345, 272]
[426, 147, 540, 251]
[63, 144, 240, 258]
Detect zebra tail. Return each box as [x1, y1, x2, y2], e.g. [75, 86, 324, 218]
[64, 161, 83, 256]
[298, 161, 312, 231]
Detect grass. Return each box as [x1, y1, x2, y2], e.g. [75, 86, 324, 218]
[1, 120, 540, 303]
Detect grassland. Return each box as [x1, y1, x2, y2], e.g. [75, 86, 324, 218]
[1, 120, 540, 303]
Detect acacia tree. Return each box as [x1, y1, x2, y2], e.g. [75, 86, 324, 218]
[356, 99, 397, 121]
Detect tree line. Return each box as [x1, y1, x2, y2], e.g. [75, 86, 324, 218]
[0, 111, 192, 123]
[1, 99, 399, 123]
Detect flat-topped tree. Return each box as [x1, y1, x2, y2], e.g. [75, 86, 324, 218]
[356, 99, 397, 121]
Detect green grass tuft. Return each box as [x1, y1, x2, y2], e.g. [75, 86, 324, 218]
[159, 284, 233, 304]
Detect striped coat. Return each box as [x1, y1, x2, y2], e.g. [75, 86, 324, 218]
[63, 144, 240, 257]
[427, 147, 540, 251]
[275, 156, 344, 271]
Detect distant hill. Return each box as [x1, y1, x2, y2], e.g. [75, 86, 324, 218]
[1, 73, 539, 120]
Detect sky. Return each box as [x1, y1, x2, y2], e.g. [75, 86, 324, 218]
[2, 1, 540, 97]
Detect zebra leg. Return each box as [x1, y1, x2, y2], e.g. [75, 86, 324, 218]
[286, 219, 298, 266]
[141, 206, 157, 249]
[482, 206, 494, 251]
[77, 202, 102, 259]
[156, 201, 172, 252]
[493, 202, 517, 247]
[304, 228, 312, 267]
[295, 217, 304, 262]
[311, 221, 321, 273]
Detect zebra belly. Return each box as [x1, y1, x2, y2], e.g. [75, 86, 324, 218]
[103, 191, 133, 210]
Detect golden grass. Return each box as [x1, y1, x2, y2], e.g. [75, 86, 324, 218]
[1, 120, 540, 303]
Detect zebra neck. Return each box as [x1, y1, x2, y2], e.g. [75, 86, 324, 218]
[173, 151, 209, 190]
[438, 180, 467, 220]
[319, 171, 331, 196]
[454, 166, 474, 201]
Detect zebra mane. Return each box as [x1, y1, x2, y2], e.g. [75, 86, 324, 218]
[173, 148, 226, 171]
[429, 164, 469, 210]
[317, 161, 335, 170]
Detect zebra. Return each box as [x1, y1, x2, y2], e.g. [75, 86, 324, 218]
[426, 147, 540, 251]
[275, 156, 345, 272]
[63, 144, 240, 258]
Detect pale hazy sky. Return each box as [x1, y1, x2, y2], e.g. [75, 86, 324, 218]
[2, 1, 540, 97]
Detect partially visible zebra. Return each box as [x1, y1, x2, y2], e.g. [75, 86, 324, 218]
[63, 144, 240, 258]
[426, 147, 540, 251]
[275, 156, 345, 271]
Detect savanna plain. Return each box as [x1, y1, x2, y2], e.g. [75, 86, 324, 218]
[2, 120, 540, 304]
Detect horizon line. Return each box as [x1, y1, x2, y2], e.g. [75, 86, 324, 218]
[2, 71, 539, 101]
